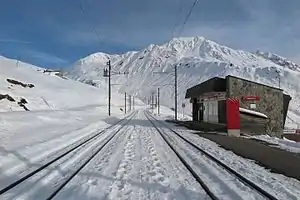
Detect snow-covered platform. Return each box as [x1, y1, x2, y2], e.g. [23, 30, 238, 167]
[166, 120, 227, 133]
[198, 133, 300, 181]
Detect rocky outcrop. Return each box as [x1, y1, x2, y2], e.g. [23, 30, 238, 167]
[6, 79, 35, 88]
[0, 94, 29, 111]
[0, 94, 15, 102]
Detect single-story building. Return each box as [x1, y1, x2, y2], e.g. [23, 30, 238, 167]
[185, 75, 291, 137]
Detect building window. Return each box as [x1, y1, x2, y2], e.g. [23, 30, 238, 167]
[250, 103, 257, 109]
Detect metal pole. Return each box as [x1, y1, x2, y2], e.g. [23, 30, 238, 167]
[129, 95, 131, 111]
[152, 92, 155, 113]
[175, 64, 178, 121]
[158, 88, 160, 115]
[108, 60, 111, 116]
[133, 96, 135, 110]
[125, 92, 127, 114]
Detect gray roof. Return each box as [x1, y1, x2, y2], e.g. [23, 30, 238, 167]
[185, 77, 226, 99]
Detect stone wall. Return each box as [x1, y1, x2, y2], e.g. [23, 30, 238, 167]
[226, 76, 283, 137]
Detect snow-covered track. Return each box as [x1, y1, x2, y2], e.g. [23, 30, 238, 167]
[0, 111, 136, 199]
[145, 111, 218, 200]
[145, 111, 279, 200]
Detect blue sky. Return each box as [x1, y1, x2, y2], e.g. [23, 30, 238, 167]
[0, 0, 300, 68]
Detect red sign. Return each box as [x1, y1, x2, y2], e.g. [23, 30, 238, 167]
[242, 96, 260, 101]
[226, 98, 240, 129]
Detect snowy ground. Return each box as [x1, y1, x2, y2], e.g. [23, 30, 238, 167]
[247, 134, 300, 154]
[0, 56, 126, 112]
[1, 109, 300, 200]
[0, 106, 126, 190]
[152, 110, 300, 200]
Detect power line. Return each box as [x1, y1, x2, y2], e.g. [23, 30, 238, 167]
[78, 1, 104, 44]
[170, 0, 184, 38]
[177, 0, 199, 36]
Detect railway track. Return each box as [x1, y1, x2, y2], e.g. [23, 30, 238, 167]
[0, 111, 136, 200]
[145, 111, 279, 200]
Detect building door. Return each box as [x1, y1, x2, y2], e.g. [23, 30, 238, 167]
[192, 98, 198, 121]
[210, 100, 219, 123]
[198, 103, 204, 121]
[203, 100, 218, 123]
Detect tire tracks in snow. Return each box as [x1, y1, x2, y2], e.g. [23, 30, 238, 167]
[0, 112, 136, 200]
[107, 112, 205, 199]
[50, 115, 136, 200]
[144, 122, 208, 199]
[108, 125, 138, 200]
[164, 130, 264, 200]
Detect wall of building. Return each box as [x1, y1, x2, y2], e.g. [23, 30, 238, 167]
[283, 94, 292, 127]
[226, 76, 284, 136]
[240, 114, 268, 135]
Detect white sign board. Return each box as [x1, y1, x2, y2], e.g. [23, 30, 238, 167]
[250, 103, 257, 109]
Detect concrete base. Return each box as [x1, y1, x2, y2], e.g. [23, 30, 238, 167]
[228, 129, 240, 137]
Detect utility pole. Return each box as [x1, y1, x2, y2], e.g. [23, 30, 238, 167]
[152, 92, 154, 112]
[103, 60, 128, 116]
[133, 96, 135, 110]
[129, 95, 131, 111]
[157, 88, 160, 115]
[152, 63, 179, 120]
[107, 60, 111, 116]
[125, 92, 127, 114]
[175, 64, 178, 121]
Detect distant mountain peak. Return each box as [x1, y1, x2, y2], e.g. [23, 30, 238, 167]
[66, 36, 300, 128]
[256, 50, 300, 72]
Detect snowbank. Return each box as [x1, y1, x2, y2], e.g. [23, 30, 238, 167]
[250, 135, 300, 153]
[0, 56, 125, 112]
[240, 107, 268, 118]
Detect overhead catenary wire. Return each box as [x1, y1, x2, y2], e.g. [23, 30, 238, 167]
[170, 0, 184, 38]
[176, 0, 200, 37]
[78, 1, 104, 44]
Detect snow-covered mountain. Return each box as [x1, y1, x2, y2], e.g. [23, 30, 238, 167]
[66, 36, 300, 128]
[255, 51, 300, 72]
[0, 56, 125, 113]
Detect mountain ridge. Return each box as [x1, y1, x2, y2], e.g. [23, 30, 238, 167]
[66, 36, 300, 128]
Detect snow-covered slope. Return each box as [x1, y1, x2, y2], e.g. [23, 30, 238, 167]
[66, 36, 300, 128]
[0, 56, 126, 113]
[256, 51, 300, 72]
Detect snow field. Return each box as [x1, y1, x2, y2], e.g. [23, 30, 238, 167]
[156, 125, 265, 200]
[1, 112, 134, 200]
[162, 123, 300, 200]
[0, 55, 126, 112]
[54, 110, 207, 200]
[249, 134, 300, 154]
[0, 106, 125, 184]
[1, 107, 300, 200]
